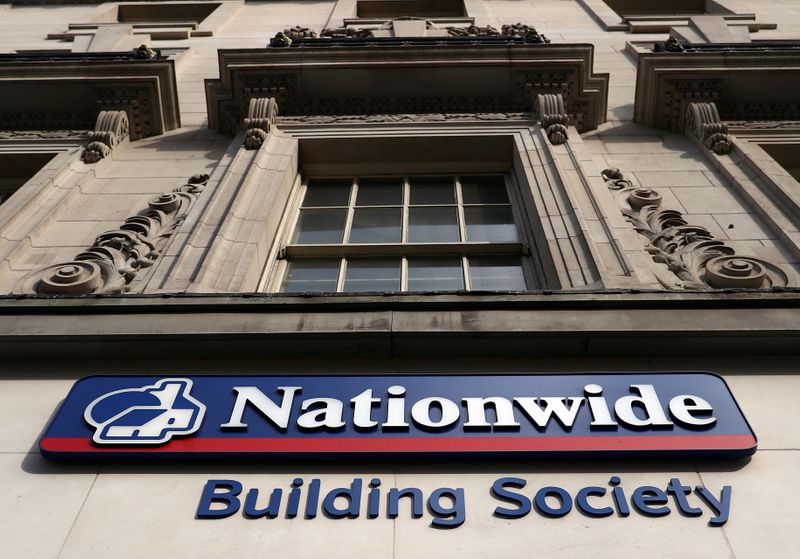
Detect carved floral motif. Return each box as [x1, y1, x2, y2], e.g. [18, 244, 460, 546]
[499, 23, 549, 44]
[15, 174, 210, 295]
[276, 112, 532, 124]
[602, 168, 788, 290]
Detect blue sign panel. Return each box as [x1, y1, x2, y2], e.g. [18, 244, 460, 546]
[40, 373, 756, 459]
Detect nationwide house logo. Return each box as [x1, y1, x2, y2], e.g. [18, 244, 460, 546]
[84, 378, 206, 445]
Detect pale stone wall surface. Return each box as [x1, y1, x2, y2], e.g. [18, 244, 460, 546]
[1, 2, 800, 557]
[0, 0, 798, 293]
[1, 357, 798, 558]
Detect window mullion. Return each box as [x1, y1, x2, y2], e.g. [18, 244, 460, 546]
[402, 176, 409, 244]
[336, 257, 347, 292]
[455, 175, 467, 242]
[342, 176, 357, 244]
[462, 255, 472, 291]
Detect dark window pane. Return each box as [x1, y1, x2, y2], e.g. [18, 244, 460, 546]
[344, 259, 401, 292]
[357, 177, 403, 206]
[408, 207, 460, 242]
[464, 206, 519, 242]
[303, 179, 352, 207]
[461, 175, 510, 204]
[409, 176, 456, 205]
[281, 259, 340, 293]
[408, 257, 464, 291]
[469, 256, 526, 291]
[349, 208, 402, 243]
[291, 209, 347, 244]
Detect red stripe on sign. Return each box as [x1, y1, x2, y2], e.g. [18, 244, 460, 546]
[40, 434, 757, 454]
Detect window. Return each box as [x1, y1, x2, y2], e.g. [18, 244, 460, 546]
[757, 144, 800, 183]
[356, 1, 466, 19]
[602, 0, 709, 17]
[581, 0, 772, 34]
[275, 175, 530, 293]
[0, 153, 57, 205]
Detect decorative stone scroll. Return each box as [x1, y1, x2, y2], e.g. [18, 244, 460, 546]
[499, 23, 550, 44]
[685, 102, 733, 155]
[279, 21, 548, 43]
[318, 27, 374, 39]
[15, 174, 210, 295]
[243, 97, 278, 150]
[536, 93, 569, 145]
[270, 27, 318, 46]
[277, 112, 532, 124]
[81, 110, 129, 163]
[602, 168, 788, 290]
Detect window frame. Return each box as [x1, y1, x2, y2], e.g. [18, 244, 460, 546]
[263, 172, 536, 294]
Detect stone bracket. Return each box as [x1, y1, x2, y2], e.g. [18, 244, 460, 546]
[81, 110, 130, 163]
[243, 97, 278, 150]
[536, 93, 569, 145]
[685, 102, 733, 155]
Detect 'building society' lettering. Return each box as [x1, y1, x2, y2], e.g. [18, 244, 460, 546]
[197, 476, 731, 528]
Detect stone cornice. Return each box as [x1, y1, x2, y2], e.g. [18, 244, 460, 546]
[1, 291, 799, 359]
[0, 52, 180, 140]
[205, 43, 608, 135]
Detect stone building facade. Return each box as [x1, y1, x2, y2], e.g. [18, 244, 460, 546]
[1, 1, 799, 557]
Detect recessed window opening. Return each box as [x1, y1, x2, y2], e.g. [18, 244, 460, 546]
[0, 153, 57, 205]
[115, 3, 221, 24]
[356, 0, 466, 18]
[602, 0, 713, 17]
[758, 144, 800, 183]
[278, 175, 530, 294]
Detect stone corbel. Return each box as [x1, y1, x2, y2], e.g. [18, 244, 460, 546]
[685, 102, 733, 155]
[536, 93, 569, 145]
[243, 97, 279, 150]
[81, 110, 130, 163]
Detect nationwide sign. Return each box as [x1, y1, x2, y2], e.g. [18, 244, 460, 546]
[40, 373, 757, 459]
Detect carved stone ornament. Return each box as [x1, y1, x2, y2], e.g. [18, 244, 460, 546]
[601, 167, 634, 190]
[685, 102, 733, 155]
[536, 93, 569, 145]
[243, 97, 278, 150]
[131, 44, 159, 60]
[81, 110, 130, 163]
[15, 174, 210, 295]
[298, 21, 548, 43]
[319, 27, 374, 39]
[603, 168, 788, 290]
[270, 27, 318, 46]
[276, 112, 533, 124]
[499, 23, 550, 44]
[447, 24, 500, 37]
